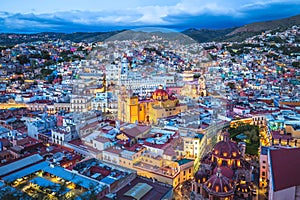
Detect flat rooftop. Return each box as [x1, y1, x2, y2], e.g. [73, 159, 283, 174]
[0, 154, 44, 177]
[2, 161, 49, 183]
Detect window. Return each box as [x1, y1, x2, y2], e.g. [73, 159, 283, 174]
[183, 171, 186, 176]
[262, 172, 266, 176]
[263, 161, 266, 163]
[222, 160, 227, 166]
[189, 169, 191, 173]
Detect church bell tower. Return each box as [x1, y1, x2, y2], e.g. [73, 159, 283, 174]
[198, 76, 207, 97]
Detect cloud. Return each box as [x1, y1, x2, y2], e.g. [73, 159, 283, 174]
[241, 0, 300, 9]
[0, 0, 299, 32]
[171, 0, 238, 16]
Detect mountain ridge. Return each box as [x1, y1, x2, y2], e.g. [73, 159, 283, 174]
[184, 14, 300, 42]
[228, 14, 300, 36]
[0, 14, 300, 45]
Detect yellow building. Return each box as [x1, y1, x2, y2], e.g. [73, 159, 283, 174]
[198, 76, 207, 97]
[230, 118, 253, 128]
[230, 115, 266, 128]
[101, 143, 194, 188]
[118, 85, 188, 124]
[182, 71, 194, 82]
[279, 101, 300, 107]
[119, 147, 146, 169]
[89, 87, 105, 95]
[285, 124, 300, 139]
[133, 157, 194, 188]
[0, 99, 27, 109]
[183, 136, 201, 159]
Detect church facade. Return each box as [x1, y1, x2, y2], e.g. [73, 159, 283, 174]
[118, 85, 188, 124]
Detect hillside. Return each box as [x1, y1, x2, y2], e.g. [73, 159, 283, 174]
[228, 14, 300, 36]
[181, 28, 236, 42]
[0, 31, 123, 46]
[0, 14, 300, 45]
[183, 14, 300, 42]
[222, 14, 300, 41]
[106, 30, 196, 44]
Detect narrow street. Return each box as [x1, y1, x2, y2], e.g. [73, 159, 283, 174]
[173, 181, 192, 200]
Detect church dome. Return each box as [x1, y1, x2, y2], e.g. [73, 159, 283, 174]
[203, 168, 234, 197]
[212, 140, 241, 160]
[194, 169, 209, 183]
[213, 166, 234, 179]
[152, 85, 169, 100]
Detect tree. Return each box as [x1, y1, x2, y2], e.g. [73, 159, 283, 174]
[227, 82, 235, 89]
[292, 61, 300, 68]
[41, 68, 53, 77]
[41, 50, 50, 59]
[17, 54, 30, 65]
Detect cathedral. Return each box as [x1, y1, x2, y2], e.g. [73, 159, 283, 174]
[118, 85, 188, 124]
[191, 131, 253, 200]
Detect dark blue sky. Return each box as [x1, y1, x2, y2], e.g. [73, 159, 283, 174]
[1, 0, 300, 33]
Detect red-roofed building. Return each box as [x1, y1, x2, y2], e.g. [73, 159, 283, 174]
[60, 154, 81, 169]
[90, 166, 110, 177]
[117, 125, 151, 145]
[0, 138, 11, 150]
[0, 150, 14, 163]
[268, 148, 300, 200]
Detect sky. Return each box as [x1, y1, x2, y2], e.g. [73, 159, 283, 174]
[1, 0, 300, 33]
